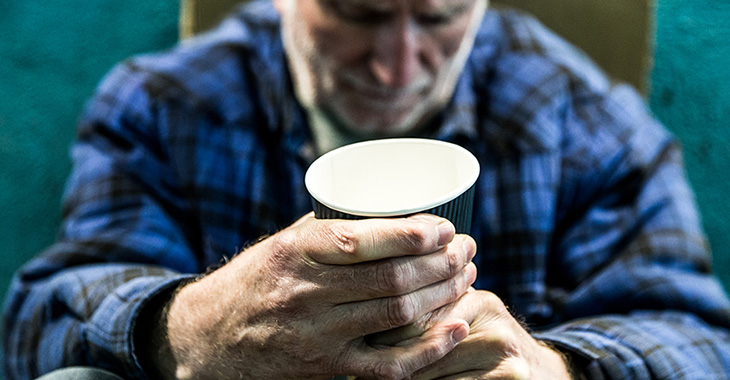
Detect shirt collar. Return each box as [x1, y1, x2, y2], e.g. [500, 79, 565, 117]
[245, 1, 491, 165]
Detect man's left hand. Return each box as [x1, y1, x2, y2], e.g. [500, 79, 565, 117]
[368, 288, 573, 380]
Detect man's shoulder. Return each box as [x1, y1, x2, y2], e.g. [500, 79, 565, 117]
[463, 9, 620, 153]
[468, 8, 619, 116]
[98, 0, 285, 120]
[472, 8, 610, 92]
[140, 1, 283, 93]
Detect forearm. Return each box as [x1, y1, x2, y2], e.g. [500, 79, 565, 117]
[2, 256, 190, 380]
[128, 214, 477, 380]
[134, 273, 247, 380]
[548, 109, 730, 377]
[534, 310, 730, 379]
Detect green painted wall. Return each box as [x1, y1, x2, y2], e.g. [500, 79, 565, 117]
[1, 1, 729, 366]
[649, 0, 730, 289]
[0, 1, 180, 333]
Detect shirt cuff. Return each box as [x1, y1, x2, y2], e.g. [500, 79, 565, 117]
[127, 274, 198, 379]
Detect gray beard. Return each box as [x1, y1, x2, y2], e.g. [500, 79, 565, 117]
[280, 0, 489, 154]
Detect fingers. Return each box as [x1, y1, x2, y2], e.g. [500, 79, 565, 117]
[365, 322, 423, 347]
[365, 288, 478, 347]
[411, 345, 534, 380]
[332, 262, 477, 337]
[320, 234, 477, 303]
[366, 288, 501, 348]
[409, 337, 502, 380]
[405, 291, 534, 380]
[300, 214, 456, 265]
[347, 320, 470, 380]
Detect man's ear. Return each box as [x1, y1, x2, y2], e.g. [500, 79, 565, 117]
[271, 0, 284, 13]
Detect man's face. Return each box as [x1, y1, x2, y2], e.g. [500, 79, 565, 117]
[276, 0, 486, 137]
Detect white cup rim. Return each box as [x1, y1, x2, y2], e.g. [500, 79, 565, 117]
[305, 138, 480, 217]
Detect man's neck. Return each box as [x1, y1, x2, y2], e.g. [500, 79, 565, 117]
[307, 108, 362, 156]
[306, 106, 447, 157]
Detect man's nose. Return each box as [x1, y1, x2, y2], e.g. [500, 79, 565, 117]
[369, 18, 422, 88]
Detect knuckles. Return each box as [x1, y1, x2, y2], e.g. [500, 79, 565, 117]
[374, 259, 412, 295]
[445, 242, 464, 277]
[369, 359, 409, 380]
[395, 223, 432, 254]
[323, 222, 362, 257]
[447, 272, 463, 301]
[385, 293, 419, 328]
[268, 228, 301, 263]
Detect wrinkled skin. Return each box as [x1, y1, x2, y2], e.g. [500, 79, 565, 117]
[369, 289, 574, 380]
[149, 214, 479, 379]
[142, 0, 572, 377]
[277, 0, 487, 136]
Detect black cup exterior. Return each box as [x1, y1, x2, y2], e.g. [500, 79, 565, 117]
[311, 184, 475, 234]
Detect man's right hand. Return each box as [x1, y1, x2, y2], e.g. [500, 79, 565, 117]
[150, 213, 477, 380]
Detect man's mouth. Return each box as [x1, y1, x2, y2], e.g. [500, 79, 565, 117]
[337, 72, 432, 109]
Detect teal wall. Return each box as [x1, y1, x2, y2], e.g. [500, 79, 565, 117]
[650, 0, 730, 288]
[0, 1, 179, 327]
[1, 0, 729, 364]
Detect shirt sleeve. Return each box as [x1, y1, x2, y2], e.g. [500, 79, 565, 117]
[534, 82, 730, 378]
[2, 61, 202, 380]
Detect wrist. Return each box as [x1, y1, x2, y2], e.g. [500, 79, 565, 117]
[538, 340, 588, 380]
[133, 281, 190, 380]
[534, 339, 585, 380]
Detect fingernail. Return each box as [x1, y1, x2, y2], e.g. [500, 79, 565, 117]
[451, 324, 469, 344]
[437, 221, 455, 247]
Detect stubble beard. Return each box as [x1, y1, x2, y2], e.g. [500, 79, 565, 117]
[280, 0, 488, 138]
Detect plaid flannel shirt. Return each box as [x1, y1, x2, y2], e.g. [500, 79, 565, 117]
[4, 1, 730, 379]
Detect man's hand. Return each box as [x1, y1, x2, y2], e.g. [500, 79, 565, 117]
[150, 213, 477, 380]
[369, 289, 573, 380]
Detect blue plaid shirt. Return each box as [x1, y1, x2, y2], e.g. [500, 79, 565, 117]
[4, 1, 730, 379]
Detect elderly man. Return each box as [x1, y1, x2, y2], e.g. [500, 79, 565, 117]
[4, 0, 730, 379]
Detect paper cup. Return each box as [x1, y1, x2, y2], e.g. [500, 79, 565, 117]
[304, 138, 480, 233]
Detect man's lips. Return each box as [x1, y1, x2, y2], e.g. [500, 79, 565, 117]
[337, 75, 432, 109]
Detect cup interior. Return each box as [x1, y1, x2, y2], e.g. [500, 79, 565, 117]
[305, 138, 480, 217]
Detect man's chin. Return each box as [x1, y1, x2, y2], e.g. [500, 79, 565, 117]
[338, 116, 420, 138]
[329, 105, 430, 138]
